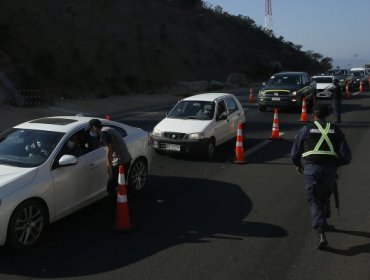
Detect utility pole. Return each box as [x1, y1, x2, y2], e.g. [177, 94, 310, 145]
[265, 0, 273, 33]
[353, 54, 358, 67]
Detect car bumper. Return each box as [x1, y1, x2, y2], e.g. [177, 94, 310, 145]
[151, 136, 211, 154]
[316, 91, 332, 99]
[258, 96, 301, 108]
[0, 210, 12, 246]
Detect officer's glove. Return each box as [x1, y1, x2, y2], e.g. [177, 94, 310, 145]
[296, 166, 304, 175]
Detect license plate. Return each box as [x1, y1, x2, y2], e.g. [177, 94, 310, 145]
[165, 144, 181, 151]
[271, 97, 280, 101]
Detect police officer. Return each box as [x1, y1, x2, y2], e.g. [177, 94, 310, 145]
[331, 78, 342, 123]
[291, 103, 351, 249]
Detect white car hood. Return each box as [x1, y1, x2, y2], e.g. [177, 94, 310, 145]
[317, 83, 333, 90]
[0, 165, 37, 196]
[155, 118, 211, 134]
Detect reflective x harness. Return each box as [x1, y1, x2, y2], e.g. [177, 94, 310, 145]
[302, 121, 338, 158]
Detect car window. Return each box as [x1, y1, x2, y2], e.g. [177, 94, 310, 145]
[167, 101, 215, 120]
[0, 128, 64, 167]
[225, 97, 238, 114]
[216, 100, 227, 117]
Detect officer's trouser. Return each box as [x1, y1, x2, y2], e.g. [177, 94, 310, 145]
[331, 99, 341, 122]
[303, 163, 337, 230]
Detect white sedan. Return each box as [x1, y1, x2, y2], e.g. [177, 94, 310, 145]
[0, 116, 151, 248]
[151, 93, 245, 159]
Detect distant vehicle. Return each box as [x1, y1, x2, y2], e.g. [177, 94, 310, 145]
[0, 116, 151, 248]
[257, 71, 316, 112]
[350, 68, 369, 87]
[311, 75, 334, 99]
[326, 69, 354, 90]
[151, 93, 245, 159]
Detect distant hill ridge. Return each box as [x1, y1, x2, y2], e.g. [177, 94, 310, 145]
[0, 0, 331, 97]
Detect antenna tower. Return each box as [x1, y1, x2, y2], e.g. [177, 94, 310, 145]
[265, 0, 273, 32]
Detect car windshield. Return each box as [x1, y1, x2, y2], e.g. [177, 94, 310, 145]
[167, 100, 215, 120]
[267, 74, 301, 85]
[351, 71, 364, 78]
[327, 70, 346, 75]
[313, 77, 333, 83]
[0, 128, 64, 167]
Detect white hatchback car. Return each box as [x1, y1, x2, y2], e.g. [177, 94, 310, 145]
[311, 75, 334, 99]
[0, 116, 151, 248]
[151, 93, 245, 158]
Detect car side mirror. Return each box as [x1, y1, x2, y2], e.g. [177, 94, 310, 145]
[218, 112, 228, 121]
[59, 154, 78, 167]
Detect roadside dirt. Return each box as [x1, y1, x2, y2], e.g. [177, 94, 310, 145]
[0, 93, 180, 132]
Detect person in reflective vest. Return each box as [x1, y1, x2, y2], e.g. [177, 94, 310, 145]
[291, 103, 351, 249]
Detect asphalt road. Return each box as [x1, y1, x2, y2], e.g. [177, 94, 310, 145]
[1, 89, 370, 280]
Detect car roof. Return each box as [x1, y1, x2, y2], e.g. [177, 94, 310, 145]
[182, 93, 233, 102]
[312, 75, 333, 79]
[273, 71, 307, 76]
[13, 116, 109, 133]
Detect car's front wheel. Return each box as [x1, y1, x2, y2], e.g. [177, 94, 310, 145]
[7, 199, 48, 249]
[128, 158, 148, 192]
[204, 138, 215, 160]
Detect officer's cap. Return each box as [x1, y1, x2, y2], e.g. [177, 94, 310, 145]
[313, 103, 331, 118]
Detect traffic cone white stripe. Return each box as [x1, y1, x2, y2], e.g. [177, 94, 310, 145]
[118, 172, 125, 185]
[117, 194, 128, 203]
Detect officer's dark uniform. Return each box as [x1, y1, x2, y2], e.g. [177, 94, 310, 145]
[331, 79, 342, 123]
[291, 103, 351, 249]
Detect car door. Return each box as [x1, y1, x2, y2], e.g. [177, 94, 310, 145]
[225, 96, 243, 139]
[213, 99, 230, 145]
[51, 129, 107, 219]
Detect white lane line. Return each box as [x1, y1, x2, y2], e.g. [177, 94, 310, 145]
[244, 132, 286, 157]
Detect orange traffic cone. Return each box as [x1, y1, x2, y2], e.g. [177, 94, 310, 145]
[248, 88, 254, 103]
[269, 108, 282, 140]
[234, 122, 246, 164]
[345, 83, 350, 99]
[106, 114, 111, 120]
[359, 81, 364, 93]
[115, 165, 132, 231]
[299, 98, 309, 122]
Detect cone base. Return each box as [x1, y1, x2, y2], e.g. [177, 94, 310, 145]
[234, 160, 247, 164]
[298, 120, 309, 122]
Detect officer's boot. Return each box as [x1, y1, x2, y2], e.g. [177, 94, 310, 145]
[318, 232, 328, 249]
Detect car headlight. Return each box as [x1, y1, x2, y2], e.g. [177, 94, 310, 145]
[152, 129, 163, 137]
[188, 132, 205, 140]
[291, 91, 297, 96]
[258, 90, 266, 96]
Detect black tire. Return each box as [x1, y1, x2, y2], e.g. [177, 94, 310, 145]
[7, 199, 48, 249]
[154, 148, 165, 155]
[204, 139, 215, 160]
[128, 158, 148, 192]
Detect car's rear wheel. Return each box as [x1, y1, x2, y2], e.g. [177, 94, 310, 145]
[128, 158, 148, 192]
[7, 199, 48, 249]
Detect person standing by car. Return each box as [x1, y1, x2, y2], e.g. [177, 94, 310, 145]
[290, 103, 351, 249]
[89, 119, 132, 200]
[331, 78, 342, 123]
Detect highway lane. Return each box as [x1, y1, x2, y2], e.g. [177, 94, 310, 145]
[0, 90, 370, 280]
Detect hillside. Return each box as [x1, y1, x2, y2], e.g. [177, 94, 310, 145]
[0, 0, 330, 99]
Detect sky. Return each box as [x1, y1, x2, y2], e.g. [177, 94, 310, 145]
[205, 0, 370, 68]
